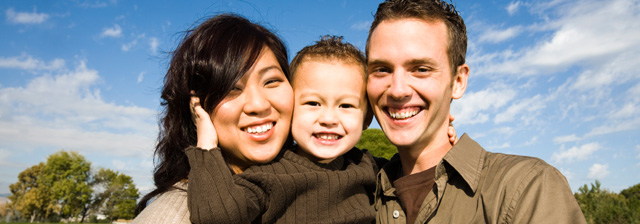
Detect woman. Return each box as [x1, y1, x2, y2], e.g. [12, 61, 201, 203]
[132, 14, 293, 223]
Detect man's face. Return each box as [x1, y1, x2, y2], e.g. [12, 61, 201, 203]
[367, 18, 467, 152]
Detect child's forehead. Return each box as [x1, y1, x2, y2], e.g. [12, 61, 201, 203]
[293, 56, 367, 80]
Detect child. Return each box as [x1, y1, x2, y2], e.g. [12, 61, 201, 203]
[186, 35, 377, 223]
[185, 36, 456, 223]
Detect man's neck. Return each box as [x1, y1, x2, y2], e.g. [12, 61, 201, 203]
[397, 134, 452, 176]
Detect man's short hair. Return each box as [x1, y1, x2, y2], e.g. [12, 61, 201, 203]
[366, 0, 467, 77]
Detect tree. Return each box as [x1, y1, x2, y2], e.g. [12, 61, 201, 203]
[8, 162, 51, 222]
[92, 168, 140, 221]
[574, 180, 633, 224]
[620, 183, 640, 222]
[40, 150, 93, 222]
[8, 150, 141, 223]
[356, 128, 396, 159]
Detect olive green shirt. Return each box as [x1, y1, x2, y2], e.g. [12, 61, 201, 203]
[374, 134, 586, 224]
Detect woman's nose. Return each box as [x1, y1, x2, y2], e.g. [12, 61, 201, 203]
[243, 87, 270, 116]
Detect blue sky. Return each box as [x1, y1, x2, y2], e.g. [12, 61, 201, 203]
[1, 0, 638, 196]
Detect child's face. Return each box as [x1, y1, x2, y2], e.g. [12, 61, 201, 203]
[291, 59, 367, 163]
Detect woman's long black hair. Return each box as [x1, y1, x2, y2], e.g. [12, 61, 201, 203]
[135, 14, 290, 214]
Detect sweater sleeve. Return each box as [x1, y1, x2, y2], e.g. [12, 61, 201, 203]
[185, 146, 263, 223]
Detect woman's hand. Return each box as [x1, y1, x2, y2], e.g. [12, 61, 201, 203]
[448, 114, 458, 145]
[190, 92, 218, 150]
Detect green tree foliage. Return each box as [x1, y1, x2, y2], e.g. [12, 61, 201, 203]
[356, 128, 396, 160]
[620, 183, 640, 222]
[41, 151, 93, 221]
[575, 180, 638, 224]
[7, 150, 140, 222]
[92, 168, 140, 221]
[8, 162, 52, 222]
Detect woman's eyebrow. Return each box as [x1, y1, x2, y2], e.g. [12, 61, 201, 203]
[259, 65, 283, 75]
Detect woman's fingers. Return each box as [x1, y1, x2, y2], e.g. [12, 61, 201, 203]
[448, 114, 458, 145]
[190, 92, 218, 150]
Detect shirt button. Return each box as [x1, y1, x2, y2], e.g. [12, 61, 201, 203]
[392, 210, 400, 219]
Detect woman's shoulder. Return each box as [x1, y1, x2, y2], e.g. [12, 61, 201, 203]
[131, 182, 190, 224]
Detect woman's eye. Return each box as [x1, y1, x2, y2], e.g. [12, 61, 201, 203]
[265, 79, 282, 87]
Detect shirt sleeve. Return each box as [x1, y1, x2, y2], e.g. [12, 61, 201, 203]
[507, 161, 587, 224]
[185, 146, 263, 223]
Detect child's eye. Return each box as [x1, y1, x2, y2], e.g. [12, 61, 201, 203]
[304, 101, 320, 106]
[339, 104, 356, 109]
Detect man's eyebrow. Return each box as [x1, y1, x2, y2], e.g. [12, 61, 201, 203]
[367, 59, 390, 67]
[404, 58, 437, 67]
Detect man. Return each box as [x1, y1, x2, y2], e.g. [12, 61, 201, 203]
[365, 0, 586, 223]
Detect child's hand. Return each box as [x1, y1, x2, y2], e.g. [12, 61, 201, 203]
[448, 114, 458, 145]
[190, 91, 218, 150]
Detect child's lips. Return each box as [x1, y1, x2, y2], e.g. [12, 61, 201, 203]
[312, 132, 343, 145]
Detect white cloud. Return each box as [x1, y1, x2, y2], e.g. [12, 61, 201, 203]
[121, 34, 146, 52]
[137, 71, 145, 83]
[149, 37, 159, 54]
[629, 83, 640, 101]
[112, 160, 126, 170]
[0, 60, 157, 158]
[473, 0, 640, 77]
[636, 145, 640, 159]
[101, 24, 122, 38]
[452, 85, 516, 125]
[494, 94, 545, 124]
[588, 163, 610, 179]
[0, 54, 64, 70]
[488, 142, 511, 150]
[552, 142, 600, 163]
[350, 21, 371, 31]
[523, 136, 538, 145]
[608, 103, 637, 119]
[584, 117, 640, 138]
[554, 134, 581, 144]
[6, 8, 49, 24]
[478, 26, 523, 43]
[506, 1, 521, 15]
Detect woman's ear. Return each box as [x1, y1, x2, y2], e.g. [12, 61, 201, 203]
[452, 64, 469, 99]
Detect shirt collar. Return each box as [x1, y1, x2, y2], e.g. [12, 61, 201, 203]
[441, 133, 486, 193]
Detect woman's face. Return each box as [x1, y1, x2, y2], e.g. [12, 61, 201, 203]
[211, 47, 293, 173]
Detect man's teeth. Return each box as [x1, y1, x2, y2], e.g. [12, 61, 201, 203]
[390, 110, 419, 119]
[315, 134, 340, 140]
[246, 123, 273, 134]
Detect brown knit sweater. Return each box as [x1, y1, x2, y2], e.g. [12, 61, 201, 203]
[185, 146, 378, 224]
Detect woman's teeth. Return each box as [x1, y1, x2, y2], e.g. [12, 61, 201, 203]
[246, 123, 273, 134]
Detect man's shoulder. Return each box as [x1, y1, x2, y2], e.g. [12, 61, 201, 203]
[481, 151, 564, 188]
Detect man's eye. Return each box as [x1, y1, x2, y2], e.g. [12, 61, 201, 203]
[374, 67, 391, 73]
